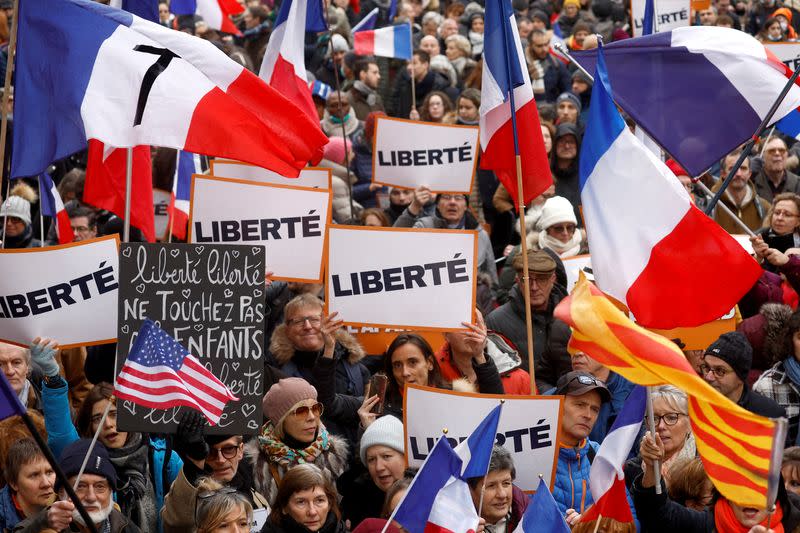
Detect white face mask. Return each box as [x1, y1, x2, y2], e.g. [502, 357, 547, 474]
[768, 33, 783, 40]
[781, 20, 789, 31]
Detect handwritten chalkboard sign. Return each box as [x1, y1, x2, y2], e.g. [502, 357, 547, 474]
[116, 243, 265, 434]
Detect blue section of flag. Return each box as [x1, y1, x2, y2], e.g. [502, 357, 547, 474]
[777, 110, 800, 140]
[484, 0, 524, 98]
[642, 0, 654, 35]
[128, 319, 189, 371]
[519, 478, 570, 533]
[393, 436, 463, 533]
[38, 173, 57, 218]
[122, 0, 158, 22]
[169, 0, 195, 15]
[0, 371, 25, 422]
[352, 7, 378, 32]
[13, 0, 131, 179]
[460, 403, 503, 479]
[388, 0, 397, 21]
[393, 23, 412, 60]
[306, 0, 327, 32]
[175, 151, 196, 201]
[612, 386, 647, 429]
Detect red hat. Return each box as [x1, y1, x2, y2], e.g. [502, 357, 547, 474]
[665, 158, 689, 178]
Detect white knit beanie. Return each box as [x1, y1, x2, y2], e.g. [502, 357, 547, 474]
[0, 196, 31, 225]
[537, 196, 576, 231]
[359, 415, 405, 465]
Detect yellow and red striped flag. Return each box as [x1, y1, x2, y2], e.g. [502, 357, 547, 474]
[554, 274, 780, 508]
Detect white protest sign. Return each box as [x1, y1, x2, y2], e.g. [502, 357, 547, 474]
[209, 160, 331, 189]
[153, 188, 170, 241]
[630, 0, 690, 37]
[372, 117, 479, 193]
[765, 43, 800, 71]
[562, 254, 592, 293]
[404, 385, 562, 491]
[326, 226, 477, 330]
[252, 509, 269, 531]
[189, 175, 331, 283]
[0, 235, 119, 348]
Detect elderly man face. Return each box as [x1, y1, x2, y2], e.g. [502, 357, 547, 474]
[440, 18, 459, 38]
[420, 35, 440, 57]
[0, 342, 29, 394]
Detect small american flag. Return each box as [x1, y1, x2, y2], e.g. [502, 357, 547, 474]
[115, 319, 238, 425]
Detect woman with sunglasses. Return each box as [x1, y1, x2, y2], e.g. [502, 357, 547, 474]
[194, 477, 253, 533]
[262, 464, 347, 533]
[623, 386, 695, 492]
[249, 378, 349, 507]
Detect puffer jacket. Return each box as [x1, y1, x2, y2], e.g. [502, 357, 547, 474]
[0, 485, 24, 532]
[553, 440, 598, 515]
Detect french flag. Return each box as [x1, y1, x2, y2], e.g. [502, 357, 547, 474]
[13, 0, 326, 181]
[259, 0, 327, 124]
[579, 387, 646, 528]
[479, 0, 552, 208]
[513, 478, 569, 533]
[169, 0, 243, 35]
[453, 403, 503, 478]
[352, 7, 379, 32]
[170, 151, 205, 241]
[353, 23, 412, 60]
[579, 47, 763, 328]
[391, 436, 479, 533]
[38, 173, 75, 245]
[574, 27, 800, 177]
[109, 0, 158, 22]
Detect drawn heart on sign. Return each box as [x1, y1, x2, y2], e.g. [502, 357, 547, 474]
[247, 420, 259, 430]
[122, 400, 136, 415]
[195, 246, 205, 255]
[253, 289, 263, 298]
[170, 249, 180, 258]
[232, 250, 240, 258]
[136, 283, 145, 294]
[121, 325, 130, 334]
[241, 404, 256, 417]
[194, 324, 204, 331]
[122, 247, 132, 258]
[232, 362, 239, 371]
[182, 289, 191, 299]
[252, 247, 261, 256]
[224, 289, 233, 298]
[154, 320, 162, 328]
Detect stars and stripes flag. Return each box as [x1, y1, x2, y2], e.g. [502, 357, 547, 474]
[115, 319, 238, 425]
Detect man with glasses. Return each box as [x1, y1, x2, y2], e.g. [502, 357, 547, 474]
[487, 249, 571, 392]
[702, 332, 784, 417]
[67, 205, 98, 242]
[753, 137, 800, 203]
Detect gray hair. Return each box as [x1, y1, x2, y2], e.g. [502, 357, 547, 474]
[445, 34, 472, 57]
[422, 11, 443, 27]
[467, 445, 515, 488]
[650, 385, 688, 415]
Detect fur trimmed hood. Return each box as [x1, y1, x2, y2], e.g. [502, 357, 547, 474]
[269, 324, 366, 367]
[738, 302, 793, 369]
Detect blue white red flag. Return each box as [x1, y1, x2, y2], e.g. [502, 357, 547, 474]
[169, 0, 243, 34]
[479, 0, 551, 208]
[573, 27, 800, 177]
[513, 478, 569, 533]
[169, 151, 205, 241]
[259, 0, 327, 124]
[38, 173, 75, 245]
[13, 0, 326, 181]
[0, 371, 25, 422]
[352, 8, 379, 32]
[354, 23, 412, 60]
[109, 0, 158, 22]
[454, 403, 502, 479]
[115, 319, 238, 425]
[579, 46, 762, 328]
[777, 111, 800, 140]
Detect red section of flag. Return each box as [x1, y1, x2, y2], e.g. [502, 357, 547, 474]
[84, 140, 155, 242]
[581, 477, 634, 524]
[268, 54, 320, 127]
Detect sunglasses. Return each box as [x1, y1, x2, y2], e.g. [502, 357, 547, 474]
[291, 402, 324, 419]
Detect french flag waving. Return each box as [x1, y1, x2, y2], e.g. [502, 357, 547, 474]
[38, 173, 75, 245]
[353, 23, 412, 60]
[13, 0, 326, 181]
[169, 0, 244, 35]
[170, 151, 206, 241]
[454, 403, 503, 478]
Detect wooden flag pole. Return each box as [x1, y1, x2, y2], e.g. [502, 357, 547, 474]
[38, 175, 44, 247]
[0, 0, 19, 249]
[645, 386, 663, 494]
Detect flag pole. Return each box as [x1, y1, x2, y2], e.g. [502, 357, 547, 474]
[761, 126, 776, 156]
[19, 410, 99, 533]
[37, 175, 45, 247]
[73, 400, 112, 492]
[0, 0, 19, 250]
[476, 400, 504, 518]
[168, 150, 179, 243]
[123, 147, 133, 242]
[496, 0, 536, 393]
[409, 20, 416, 116]
[704, 65, 800, 216]
[645, 386, 662, 494]
[591, 515, 602, 533]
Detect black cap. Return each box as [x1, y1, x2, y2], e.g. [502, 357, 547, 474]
[58, 439, 117, 490]
[705, 331, 752, 383]
[555, 371, 611, 403]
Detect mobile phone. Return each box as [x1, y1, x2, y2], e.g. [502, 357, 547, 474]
[367, 373, 388, 415]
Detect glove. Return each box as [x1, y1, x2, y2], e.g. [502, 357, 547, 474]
[30, 338, 59, 378]
[174, 410, 209, 462]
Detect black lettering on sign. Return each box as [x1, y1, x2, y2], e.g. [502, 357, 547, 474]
[132, 45, 180, 126]
[377, 143, 474, 167]
[194, 211, 322, 242]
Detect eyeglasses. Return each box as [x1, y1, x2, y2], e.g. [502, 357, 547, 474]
[196, 487, 239, 525]
[699, 364, 731, 379]
[75, 481, 110, 496]
[291, 402, 324, 419]
[558, 374, 602, 393]
[71, 225, 93, 233]
[207, 444, 241, 460]
[549, 224, 576, 234]
[438, 194, 466, 202]
[773, 210, 799, 218]
[286, 315, 322, 328]
[651, 412, 684, 427]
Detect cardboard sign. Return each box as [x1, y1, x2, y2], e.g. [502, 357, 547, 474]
[189, 175, 332, 283]
[209, 160, 331, 189]
[630, 0, 690, 36]
[327, 226, 477, 331]
[0, 236, 119, 348]
[116, 243, 265, 434]
[765, 43, 800, 71]
[153, 188, 171, 241]
[372, 117, 479, 193]
[404, 385, 562, 492]
[346, 325, 445, 356]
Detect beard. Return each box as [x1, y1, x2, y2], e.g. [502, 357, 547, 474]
[72, 497, 114, 527]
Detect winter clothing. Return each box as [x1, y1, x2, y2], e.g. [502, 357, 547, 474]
[13, 507, 142, 533]
[359, 415, 404, 465]
[737, 382, 787, 418]
[340, 473, 386, 530]
[705, 331, 753, 383]
[556, 92, 581, 115]
[0, 196, 31, 224]
[349, 82, 385, 121]
[754, 359, 800, 445]
[59, 439, 117, 489]
[589, 372, 635, 443]
[320, 112, 363, 141]
[263, 377, 319, 427]
[389, 69, 452, 119]
[752, 167, 800, 203]
[526, 51, 572, 103]
[436, 333, 531, 395]
[0, 485, 24, 531]
[262, 511, 349, 533]
[738, 303, 793, 373]
[553, 439, 598, 514]
[710, 178, 769, 234]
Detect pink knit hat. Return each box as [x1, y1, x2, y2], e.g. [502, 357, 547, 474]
[262, 377, 318, 426]
[323, 136, 352, 166]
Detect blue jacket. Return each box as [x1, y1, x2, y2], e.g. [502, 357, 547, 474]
[0, 485, 23, 531]
[41, 381, 182, 530]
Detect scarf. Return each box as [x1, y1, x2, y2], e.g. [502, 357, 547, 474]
[258, 422, 332, 468]
[17, 379, 31, 407]
[1, 224, 33, 248]
[330, 113, 352, 125]
[714, 498, 784, 533]
[107, 432, 156, 531]
[531, 59, 545, 94]
[353, 80, 378, 107]
[538, 229, 582, 258]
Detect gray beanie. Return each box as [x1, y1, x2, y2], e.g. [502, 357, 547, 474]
[556, 91, 582, 114]
[0, 196, 31, 225]
[359, 415, 405, 465]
